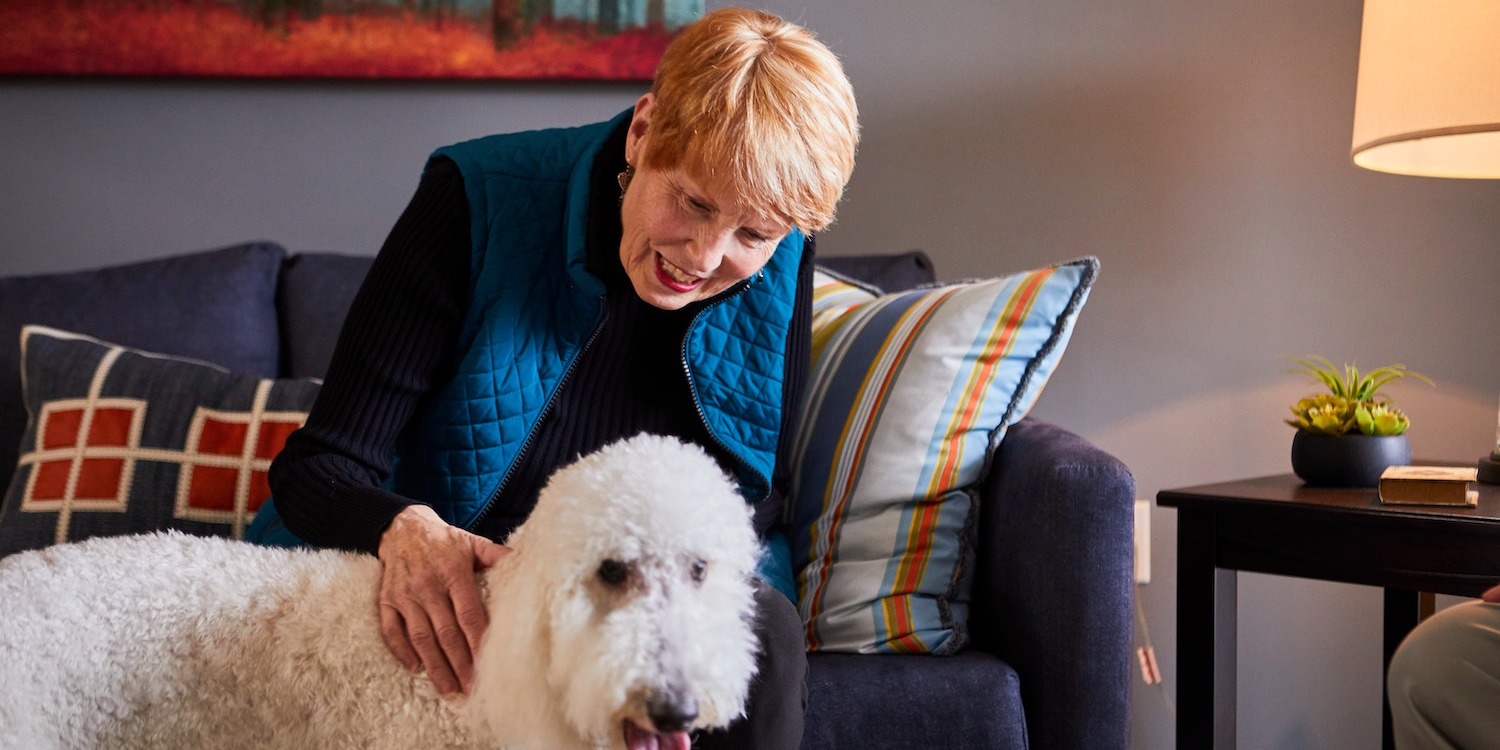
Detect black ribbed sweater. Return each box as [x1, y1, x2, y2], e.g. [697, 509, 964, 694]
[267, 129, 812, 554]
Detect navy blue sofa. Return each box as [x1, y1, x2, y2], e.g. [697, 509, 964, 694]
[0, 242, 1134, 749]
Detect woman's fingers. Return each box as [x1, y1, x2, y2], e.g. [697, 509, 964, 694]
[1482, 583, 1500, 603]
[405, 588, 466, 695]
[376, 505, 491, 695]
[473, 536, 509, 568]
[462, 538, 511, 655]
[378, 549, 463, 694]
[450, 576, 490, 665]
[378, 596, 420, 672]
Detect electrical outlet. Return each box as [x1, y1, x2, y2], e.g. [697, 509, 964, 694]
[1134, 498, 1151, 585]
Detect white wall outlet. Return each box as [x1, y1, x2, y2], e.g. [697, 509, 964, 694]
[1134, 498, 1151, 585]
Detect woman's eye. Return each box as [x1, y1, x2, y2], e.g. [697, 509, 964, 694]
[676, 191, 711, 217]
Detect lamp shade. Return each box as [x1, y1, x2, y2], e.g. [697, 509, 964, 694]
[1352, 0, 1500, 178]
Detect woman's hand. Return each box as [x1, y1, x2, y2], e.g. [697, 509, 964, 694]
[376, 504, 509, 695]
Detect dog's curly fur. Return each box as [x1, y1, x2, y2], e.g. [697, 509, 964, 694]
[0, 434, 761, 750]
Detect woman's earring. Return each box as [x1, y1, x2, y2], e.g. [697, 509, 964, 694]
[617, 164, 635, 206]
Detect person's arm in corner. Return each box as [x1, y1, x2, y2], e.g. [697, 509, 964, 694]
[754, 234, 815, 537]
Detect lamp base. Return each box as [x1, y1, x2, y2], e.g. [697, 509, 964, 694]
[1480, 453, 1500, 485]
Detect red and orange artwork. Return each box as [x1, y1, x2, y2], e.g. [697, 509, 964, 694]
[0, 0, 701, 80]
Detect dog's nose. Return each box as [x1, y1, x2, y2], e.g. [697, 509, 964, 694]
[647, 692, 699, 733]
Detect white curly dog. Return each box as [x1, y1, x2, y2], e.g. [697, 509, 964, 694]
[0, 434, 762, 750]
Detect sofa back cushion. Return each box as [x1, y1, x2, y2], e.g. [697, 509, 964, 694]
[0, 243, 286, 496]
[277, 252, 375, 380]
[816, 250, 934, 293]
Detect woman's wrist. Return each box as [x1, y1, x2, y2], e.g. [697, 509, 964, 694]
[378, 504, 445, 559]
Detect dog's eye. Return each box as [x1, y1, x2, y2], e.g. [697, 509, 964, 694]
[690, 560, 707, 583]
[598, 559, 628, 586]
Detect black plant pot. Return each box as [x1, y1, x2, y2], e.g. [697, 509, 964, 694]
[1291, 431, 1412, 487]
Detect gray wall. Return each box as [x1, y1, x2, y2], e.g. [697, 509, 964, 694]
[4, 1, 1500, 747]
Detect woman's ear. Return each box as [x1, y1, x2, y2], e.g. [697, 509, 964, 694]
[625, 93, 655, 165]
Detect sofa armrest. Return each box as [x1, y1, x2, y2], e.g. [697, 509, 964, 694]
[970, 417, 1134, 750]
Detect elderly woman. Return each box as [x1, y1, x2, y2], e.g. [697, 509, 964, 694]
[247, 7, 859, 748]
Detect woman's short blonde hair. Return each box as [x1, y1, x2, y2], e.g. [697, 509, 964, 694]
[641, 7, 859, 233]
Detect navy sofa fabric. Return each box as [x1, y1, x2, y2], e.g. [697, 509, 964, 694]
[0, 245, 1134, 749]
[805, 650, 1029, 748]
[976, 418, 1136, 750]
[818, 250, 936, 295]
[0, 243, 286, 496]
[275, 251, 373, 380]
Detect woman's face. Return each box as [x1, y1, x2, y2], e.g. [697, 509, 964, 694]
[620, 95, 789, 311]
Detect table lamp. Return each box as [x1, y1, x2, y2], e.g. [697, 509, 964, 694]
[1350, 0, 1500, 483]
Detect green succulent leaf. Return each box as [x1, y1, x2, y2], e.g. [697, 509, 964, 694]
[1355, 403, 1409, 436]
[1282, 355, 1432, 434]
[1286, 395, 1357, 435]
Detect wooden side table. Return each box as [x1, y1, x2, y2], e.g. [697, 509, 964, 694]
[1157, 475, 1500, 750]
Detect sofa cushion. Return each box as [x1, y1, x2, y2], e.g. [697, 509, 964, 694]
[277, 252, 375, 379]
[0, 326, 319, 558]
[789, 258, 1098, 654]
[0, 242, 286, 497]
[815, 250, 934, 293]
[803, 651, 1027, 749]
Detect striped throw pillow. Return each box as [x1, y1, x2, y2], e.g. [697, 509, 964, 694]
[788, 258, 1098, 654]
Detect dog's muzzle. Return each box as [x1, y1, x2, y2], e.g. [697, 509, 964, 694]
[646, 691, 697, 733]
[623, 719, 691, 750]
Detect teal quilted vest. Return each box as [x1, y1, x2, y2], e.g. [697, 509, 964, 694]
[389, 111, 805, 530]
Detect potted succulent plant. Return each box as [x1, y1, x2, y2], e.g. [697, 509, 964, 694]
[1285, 355, 1433, 487]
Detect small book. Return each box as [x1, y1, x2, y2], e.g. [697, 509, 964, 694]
[1378, 465, 1479, 506]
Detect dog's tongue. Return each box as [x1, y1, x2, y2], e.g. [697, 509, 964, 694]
[623, 720, 690, 750]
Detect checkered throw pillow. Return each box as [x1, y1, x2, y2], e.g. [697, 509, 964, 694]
[0, 326, 320, 557]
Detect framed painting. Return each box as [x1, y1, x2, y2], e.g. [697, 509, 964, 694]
[0, 0, 703, 80]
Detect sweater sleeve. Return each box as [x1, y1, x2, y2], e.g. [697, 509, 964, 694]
[753, 234, 815, 537]
[268, 158, 472, 554]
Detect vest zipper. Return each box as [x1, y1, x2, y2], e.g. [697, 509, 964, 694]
[680, 278, 772, 503]
[464, 296, 609, 532]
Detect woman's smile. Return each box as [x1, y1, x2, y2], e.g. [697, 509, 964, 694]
[655, 253, 705, 292]
[616, 161, 783, 310]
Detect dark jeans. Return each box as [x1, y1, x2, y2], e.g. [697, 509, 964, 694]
[695, 581, 808, 750]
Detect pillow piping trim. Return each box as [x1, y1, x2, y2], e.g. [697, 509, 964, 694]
[809, 263, 885, 297]
[979, 256, 1099, 482]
